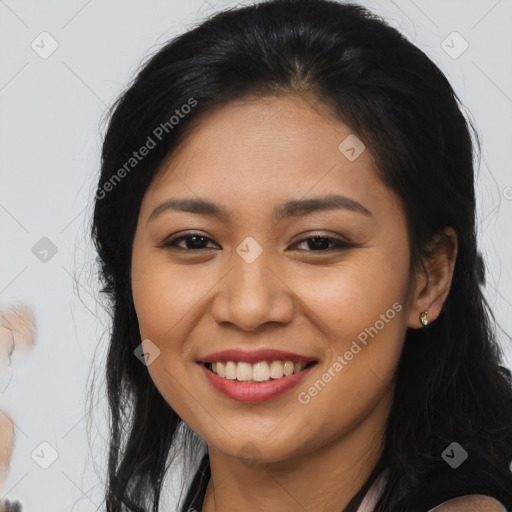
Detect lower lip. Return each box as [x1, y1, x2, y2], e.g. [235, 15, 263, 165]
[199, 363, 317, 403]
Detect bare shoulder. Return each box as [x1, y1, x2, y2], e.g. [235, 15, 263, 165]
[428, 494, 508, 512]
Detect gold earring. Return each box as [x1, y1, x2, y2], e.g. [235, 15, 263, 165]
[419, 310, 429, 327]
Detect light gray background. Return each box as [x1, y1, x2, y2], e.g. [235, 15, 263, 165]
[1, 0, 511, 510]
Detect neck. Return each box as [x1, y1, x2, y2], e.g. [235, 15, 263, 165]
[201, 387, 392, 512]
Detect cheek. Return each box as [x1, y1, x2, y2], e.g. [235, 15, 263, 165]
[285, 265, 407, 459]
[131, 255, 205, 342]
[290, 250, 410, 397]
[291, 251, 409, 339]
[130, 255, 204, 412]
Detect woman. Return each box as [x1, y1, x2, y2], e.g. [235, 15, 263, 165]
[91, 0, 512, 510]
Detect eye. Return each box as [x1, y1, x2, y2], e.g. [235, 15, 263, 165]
[291, 235, 354, 252]
[158, 232, 354, 253]
[158, 233, 219, 251]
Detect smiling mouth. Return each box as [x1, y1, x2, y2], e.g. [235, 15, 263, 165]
[202, 360, 317, 383]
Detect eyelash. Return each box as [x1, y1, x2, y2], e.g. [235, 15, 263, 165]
[158, 232, 355, 253]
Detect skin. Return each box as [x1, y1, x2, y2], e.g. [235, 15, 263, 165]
[431, 496, 507, 512]
[130, 94, 458, 512]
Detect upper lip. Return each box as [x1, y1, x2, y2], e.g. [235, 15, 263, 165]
[197, 349, 317, 364]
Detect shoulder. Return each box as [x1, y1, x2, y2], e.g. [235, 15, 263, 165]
[428, 494, 508, 512]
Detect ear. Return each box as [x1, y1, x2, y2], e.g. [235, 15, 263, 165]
[407, 226, 458, 329]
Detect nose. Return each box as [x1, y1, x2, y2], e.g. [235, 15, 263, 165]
[209, 254, 295, 332]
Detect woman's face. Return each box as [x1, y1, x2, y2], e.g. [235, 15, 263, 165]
[131, 95, 422, 463]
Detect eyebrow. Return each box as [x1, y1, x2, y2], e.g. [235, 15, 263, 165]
[147, 194, 372, 225]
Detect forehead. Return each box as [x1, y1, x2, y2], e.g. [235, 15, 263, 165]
[141, 95, 400, 221]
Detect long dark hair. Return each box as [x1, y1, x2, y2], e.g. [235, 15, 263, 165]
[90, 1, 512, 510]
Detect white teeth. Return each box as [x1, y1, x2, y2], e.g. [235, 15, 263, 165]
[225, 361, 237, 380]
[283, 361, 294, 376]
[269, 361, 284, 379]
[209, 360, 313, 382]
[252, 362, 270, 382]
[236, 362, 252, 381]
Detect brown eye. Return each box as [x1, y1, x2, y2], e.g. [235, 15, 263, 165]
[158, 233, 355, 253]
[159, 233, 219, 251]
[291, 236, 353, 252]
